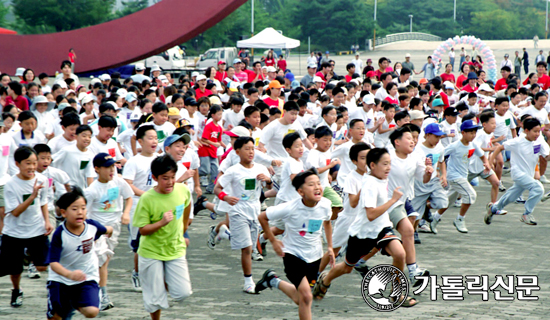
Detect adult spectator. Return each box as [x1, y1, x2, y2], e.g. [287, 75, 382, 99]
[55, 60, 80, 86]
[514, 51, 522, 77]
[459, 47, 466, 67]
[448, 48, 455, 71]
[131, 63, 151, 84]
[68, 48, 77, 72]
[301, 63, 316, 87]
[6, 81, 29, 111]
[440, 64, 456, 84]
[392, 67, 411, 87]
[535, 50, 545, 64]
[264, 50, 277, 67]
[233, 59, 248, 83]
[321, 51, 331, 65]
[215, 61, 227, 82]
[248, 61, 265, 83]
[461, 72, 479, 93]
[402, 53, 415, 74]
[500, 54, 513, 69]
[417, 56, 436, 80]
[523, 48, 529, 75]
[307, 52, 317, 66]
[351, 54, 363, 73]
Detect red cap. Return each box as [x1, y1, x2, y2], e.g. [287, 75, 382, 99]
[217, 60, 226, 65]
[366, 71, 376, 78]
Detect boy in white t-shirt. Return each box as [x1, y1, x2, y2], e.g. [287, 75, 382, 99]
[489, 118, 549, 225]
[122, 125, 159, 292]
[214, 137, 273, 294]
[493, 97, 517, 189]
[0, 146, 53, 307]
[312, 148, 416, 306]
[85, 153, 133, 310]
[254, 169, 334, 319]
[52, 125, 96, 189]
[47, 112, 80, 155]
[144, 102, 176, 151]
[0, 118, 18, 233]
[222, 96, 244, 146]
[439, 107, 460, 148]
[88, 116, 126, 166]
[373, 104, 396, 148]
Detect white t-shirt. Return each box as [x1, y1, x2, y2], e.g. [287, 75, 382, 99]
[145, 121, 176, 151]
[388, 149, 425, 205]
[373, 118, 395, 148]
[48, 219, 106, 285]
[11, 130, 46, 148]
[47, 135, 76, 155]
[0, 133, 17, 185]
[331, 140, 356, 186]
[84, 176, 133, 226]
[505, 135, 550, 180]
[349, 108, 374, 130]
[33, 110, 57, 136]
[181, 150, 200, 192]
[348, 174, 392, 239]
[444, 140, 484, 181]
[306, 148, 332, 188]
[88, 136, 124, 161]
[276, 157, 304, 202]
[469, 129, 493, 174]
[217, 163, 270, 220]
[440, 120, 460, 147]
[340, 170, 363, 218]
[266, 197, 331, 263]
[116, 128, 135, 159]
[222, 109, 244, 130]
[494, 111, 517, 139]
[3, 173, 49, 238]
[122, 154, 158, 203]
[414, 142, 445, 181]
[41, 167, 70, 210]
[52, 145, 96, 189]
[260, 120, 307, 160]
[519, 106, 550, 125]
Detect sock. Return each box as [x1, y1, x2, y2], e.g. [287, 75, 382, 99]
[407, 263, 417, 274]
[259, 233, 266, 244]
[457, 214, 464, 220]
[244, 274, 254, 286]
[270, 277, 281, 289]
[433, 213, 442, 221]
[217, 225, 230, 241]
[132, 269, 138, 277]
[100, 286, 107, 296]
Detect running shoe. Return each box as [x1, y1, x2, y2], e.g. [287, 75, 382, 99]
[27, 263, 40, 279]
[10, 289, 23, 308]
[453, 198, 462, 207]
[193, 196, 208, 214]
[409, 268, 430, 288]
[216, 225, 230, 244]
[485, 203, 494, 225]
[207, 225, 217, 249]
[254, 269, 278, 293]
[541, 192, 550, 202]
[502, 166, 511, 174]
[131, 270, 142, 292]
[414, 231, 421, 244]
[252, 252, 264, 261]
[100, 293, 114, 311]
[354, 261, 370, 278]
[200, 176, 208, 187]
[515, 196, 526, 204]
[498, 181, 506, 192]
[540, 175, 550, 184]
[243, 284, 257, 294]
[453, 218, 468, 233]
[430, 218, 440, 234]
[520, 214, 537, 225]
[417, 221, 432, 233]
[210, 212, 218, 220]
[257, 231, 267, 257]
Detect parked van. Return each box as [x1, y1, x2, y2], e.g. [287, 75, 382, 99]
[196, 47, 238, 70]
[143, 46, 186, 70]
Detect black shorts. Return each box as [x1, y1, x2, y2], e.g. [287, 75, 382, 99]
[130, 231, 141, 253]
[46, 280, 100, 319]
[0, 234, 50, 276]
[283, 253, 321, 289]
[404, 199, 417, 216]
[344, 227, 400, 267]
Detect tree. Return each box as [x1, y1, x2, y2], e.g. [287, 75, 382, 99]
[114, 0, 149, 19]
[12, 0, 115, 32]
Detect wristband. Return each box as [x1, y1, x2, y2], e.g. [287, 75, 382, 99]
[218, 192, 227, 201]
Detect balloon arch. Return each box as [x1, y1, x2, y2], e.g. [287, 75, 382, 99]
[432, 35, 497, 83]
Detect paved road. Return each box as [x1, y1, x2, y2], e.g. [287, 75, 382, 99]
[0, 170, 549, 319]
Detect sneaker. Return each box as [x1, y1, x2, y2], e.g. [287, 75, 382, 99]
[27, 263, 40, 279]
[540, 175, 550, 184]
[243, 284, 257, 294]
[520, 214, 537, 225]
[209, 211, 218, 220]
[215, 225, 230, 244]
[193, 196, 208, 214]
[260, 202, 268, 211]
[453, 198, 462, 207]
[541, 192, 550, 202]
[200, 176, 208, 187]
[453, 218, 468, 233]
[417, 221, 432, 233]
[254, 269, 278, 293]
[485, 203, 494, 225]
[10, 289, 23, 308]
[100, 293, 114, 311]
[413, 231, 421, 244]
[502, 167, 511, 174]
[430, 218, 440, 234]
[207, 225, 217, 249]
[515, 196, 526, 204]
[409, 268, 430, 288]
[498, 181, 506, 192]
[252, 251, 264, 261]
[131, 271, 142, 292]
[257, 231, 267, 257]
[354, 261, 369, 278]
[422, 208, 433, 222]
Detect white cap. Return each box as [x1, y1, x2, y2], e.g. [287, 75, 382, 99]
[196, 74, 207, 81]
[15, 67, 25, 77]
[158, 75, 169, 84]
[261, 66, 268, 69]
[307, 63, 317, 69]
[107, 101, 121, 111]
[126, 92, 137, 103]
[191, 71, 199, 78]
[150, 65, 161, 72]
[405, 53, 411, 58]
[117, 88, 128, 97]
[99, 73, 111, 81]
[478, 83, 494, 92]
[444, 81, 454, 90]
[266, 66, 277, 73]
[165, 96, 173, 104]
[90, 78, 102, 86]
[130, 112, 142, 121]
[313, 76, 324, 83]
[65, 89, 76, 97]
[135, 63, 146, 71]
[409, 110, 427, 120]
[81, 94, 94, 105]
[57, 80, 68, 89]
[362, 94, 375, 104]
[78, 92, 88, 102]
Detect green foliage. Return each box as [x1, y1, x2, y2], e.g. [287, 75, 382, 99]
[0, 1, 9, 27]
[113, 0, 149, 19]
[11, 0, 115, 33]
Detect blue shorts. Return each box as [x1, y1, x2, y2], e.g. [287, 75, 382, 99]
[184, 230, 190, 239]
[46, 280, 100, 319]
[404, 199, 417, 216]
[0, 234, 49, 276]
[130, 231, 141, 253]
[329, 164, 341, 174]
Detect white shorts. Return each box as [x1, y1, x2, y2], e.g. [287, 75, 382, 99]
[129, 198, 140, 242]
[332, 214, 355, 248]
[447, 178, 477, 205]
[95, 223, 121, 266]
[229, 214, 259, 250]
[412, 178, 449, 214]
[138, 255, 192, 313]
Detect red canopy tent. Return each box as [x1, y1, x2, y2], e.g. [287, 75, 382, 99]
[0, 27, 17, 35]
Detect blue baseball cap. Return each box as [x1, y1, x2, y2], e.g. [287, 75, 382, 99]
[424, 123, 446, 136]
[460, 120, 482, 131]
[164, 133, 191, 147]
[285, 72, 295, 82]
[93, 153, 116, 167]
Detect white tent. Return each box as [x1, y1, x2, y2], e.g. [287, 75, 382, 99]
[236, 27, 300, 49]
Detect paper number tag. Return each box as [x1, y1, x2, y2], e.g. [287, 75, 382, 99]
[244, 178, 256, 190]
[505, 118, 511, 126]
[107, 187, 120, 201]
[389, 124, 396, 128]
[108, 148, 116, 157]
[175, 204, 184, 220]
[80, 160, 89, 170]
[48, 178, 53, 188]
[22, 194, 35, 206]
[2, 145, 9, 156]
[182, 162, 191, 169]
[307, 220, 323, 233]
[326, 159, 331, 166]
[534, 144, 541, 155]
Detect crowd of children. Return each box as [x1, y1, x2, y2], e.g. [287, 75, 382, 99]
[0, 57, 549, 320]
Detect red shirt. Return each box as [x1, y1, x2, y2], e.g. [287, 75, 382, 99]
[384, 96, 398, 104]
[375, 68, 393, 81]
[456, 75, 467, 88]
[6, 95, 29, 111]
[495, 78, 508, 91]
[195, 88, 212, 100]
[198, 121, 223, 158]
[522, 74, 550, 90]
[235, 71, 248, 83]
[345, 75, 353, 82]
[277, 60, 287, 71]
[263, 97, 283, 109]
[440, 73, 456, 84]
[461, 84, 478, 93]
[215, 71, 227, 82]
[265, 58, 275, 67]
[69, 52, 76, 63]
[247, 70, 264, 83]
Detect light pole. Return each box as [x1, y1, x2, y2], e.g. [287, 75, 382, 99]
[546, 0, 548, 39]
[409, 15, 413, 33]
[454, 0, 456, 21]
[373, 0, 377, 50]
[250, 0, 254, 57]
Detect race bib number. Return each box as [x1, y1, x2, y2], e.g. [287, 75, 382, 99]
[108, 148, 116, 157]
[244, 178, 256, 190]
[80, 160, 89, 170]
[2, 145, 9, 156]
[307, 220, 323, 233]
[505, 118, 511, 126]
[534, 144, 541, 155]
[107, 187, 120, 201]
[175, 204, 184, 220]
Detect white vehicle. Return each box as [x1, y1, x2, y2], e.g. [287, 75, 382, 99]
[143, 46, 186, 70]
[196, 47, 238, 70]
